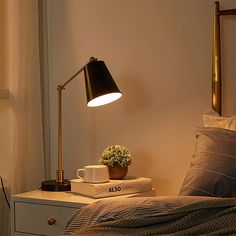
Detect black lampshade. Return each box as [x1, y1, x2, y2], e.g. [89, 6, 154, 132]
[84, 60, 122, 107]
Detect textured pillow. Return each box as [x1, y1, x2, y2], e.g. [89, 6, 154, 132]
[203, 109, 236, 131]
[179, 127, 236, 197]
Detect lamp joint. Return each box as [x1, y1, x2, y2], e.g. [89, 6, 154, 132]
[89, 57, 97, 62]
[57, 85, 65, 92]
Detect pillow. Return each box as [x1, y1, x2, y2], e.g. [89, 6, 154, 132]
[203, 109, 236, 131]
[179, 127, 236, 197]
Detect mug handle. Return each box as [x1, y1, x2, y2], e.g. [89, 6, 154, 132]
[77, 169, 85, 179]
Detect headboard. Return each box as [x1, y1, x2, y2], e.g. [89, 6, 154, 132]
[212, 1, 236, 115]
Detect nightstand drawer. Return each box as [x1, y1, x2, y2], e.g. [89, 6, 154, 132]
[14, 201, 77, 235]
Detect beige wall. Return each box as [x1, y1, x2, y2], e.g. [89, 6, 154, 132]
[0, 0, 10, 235]
[0, 0, 8, 89]
[47, 0, 236, 195]
[0, 0, 10, 178]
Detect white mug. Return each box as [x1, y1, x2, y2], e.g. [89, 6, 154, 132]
[77, 165, 109, 183]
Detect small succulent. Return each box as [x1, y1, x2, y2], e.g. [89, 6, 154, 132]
[99, 145, 132, 168]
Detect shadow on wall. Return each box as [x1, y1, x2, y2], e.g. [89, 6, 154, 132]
[119, 73, 151, 114]
[128, 149, 153, 177]
[152, 177, 174, 196]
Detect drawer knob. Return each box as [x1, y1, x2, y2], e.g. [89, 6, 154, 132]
[47, 218, 56, 225]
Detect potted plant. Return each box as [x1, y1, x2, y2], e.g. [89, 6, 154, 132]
[99, 145, 132, 179]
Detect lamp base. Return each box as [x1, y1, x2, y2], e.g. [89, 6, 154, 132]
[41, 180, 71, 191]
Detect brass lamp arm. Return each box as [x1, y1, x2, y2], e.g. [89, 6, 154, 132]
[58, 57, 97, 90]
[217, 9, 236, 15]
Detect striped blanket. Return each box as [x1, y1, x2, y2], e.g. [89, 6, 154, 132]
[63, 197, 236, 236]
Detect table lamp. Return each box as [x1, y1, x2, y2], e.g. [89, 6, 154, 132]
[41, 57, 122, 191]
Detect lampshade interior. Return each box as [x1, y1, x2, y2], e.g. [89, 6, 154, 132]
[87, 92, 122, 107]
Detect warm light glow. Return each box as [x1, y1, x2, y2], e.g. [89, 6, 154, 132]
[87, 92, 122, 107]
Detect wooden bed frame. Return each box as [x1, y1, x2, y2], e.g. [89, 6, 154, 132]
[212, 1, 236, 115]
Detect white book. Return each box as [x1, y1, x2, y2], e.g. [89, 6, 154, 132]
[70, 177, 152, 198]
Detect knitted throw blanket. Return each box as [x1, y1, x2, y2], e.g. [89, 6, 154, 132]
[69, 198, 236, 236]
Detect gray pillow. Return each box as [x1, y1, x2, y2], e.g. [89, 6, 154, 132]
[179, 127, 236, 197]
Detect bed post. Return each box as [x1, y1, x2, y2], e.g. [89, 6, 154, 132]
[212, 1, 221, 115]
[212, 1, 236, 115]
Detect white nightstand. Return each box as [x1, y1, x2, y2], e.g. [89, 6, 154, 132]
[11, 189, 155, 236]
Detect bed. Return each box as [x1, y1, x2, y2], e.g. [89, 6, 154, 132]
[62, 2, 236, 235]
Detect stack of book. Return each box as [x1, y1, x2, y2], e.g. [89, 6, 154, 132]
[70, 177, 153, 198]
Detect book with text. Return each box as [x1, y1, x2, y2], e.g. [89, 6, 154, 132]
[70, 177, 152, 198]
